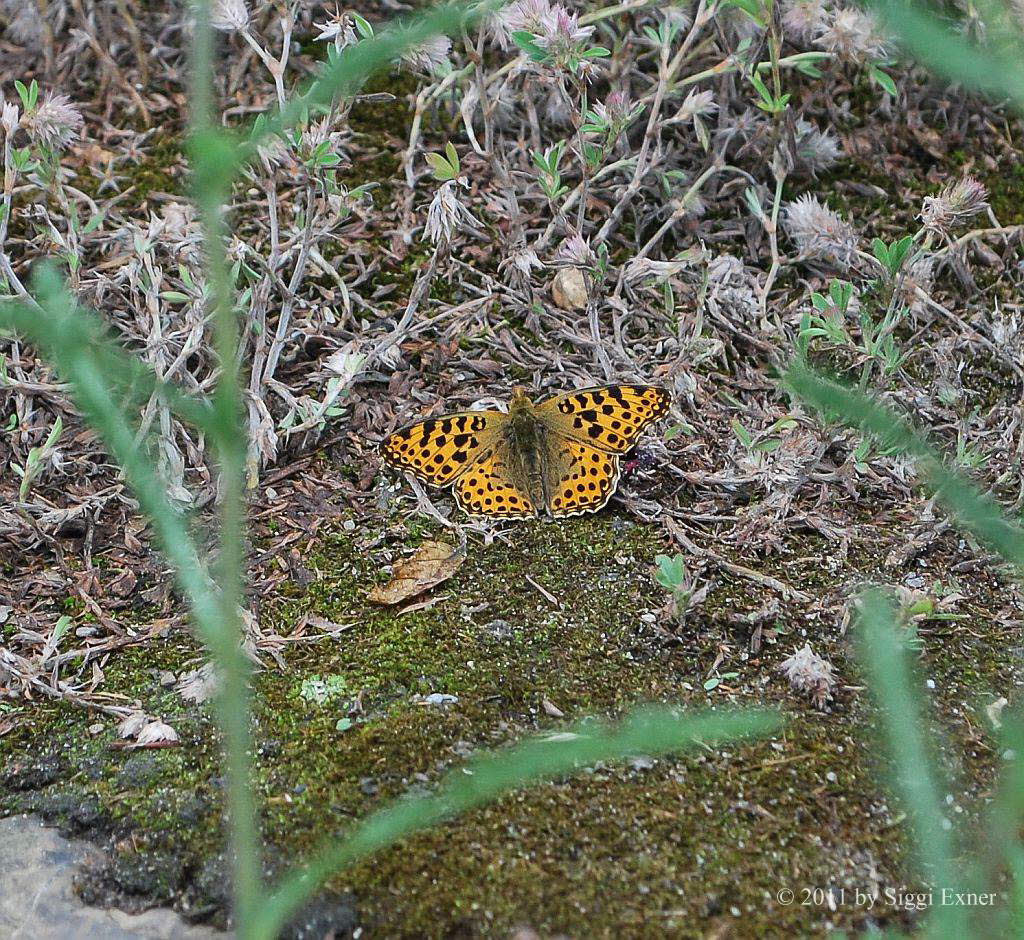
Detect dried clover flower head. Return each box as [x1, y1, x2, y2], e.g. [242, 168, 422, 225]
[920, 176, 989, 233]
[208, 0, 250, 32]
[779, 643, 836, 708]
[4, 0, 44, 43]
[22, 93, 83, 149]
[0, 100, 19, 136]
[670, 88, 718, 124]
[556, 233, 598, 268]
[816, 7, 888, 63]
[537, 5, 595, 55]
[425, 179, 477, 247]
[592, 90, 632, 126]
[499, 0, 597, 74]
[502, 246, 545, 278]
[495, 0, 554, 48]
[314, 12, 359, 50]
[781, 0, 828, 43]
[783, 195, 857, 267]
[784, 119, 841, 176]
[401, 35, 452, 75]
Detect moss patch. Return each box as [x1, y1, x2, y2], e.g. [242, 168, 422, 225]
[2, 513, 1018, 936]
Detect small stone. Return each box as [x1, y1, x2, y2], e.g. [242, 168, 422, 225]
[88, 723, 104, 736]
[360, 777, 379, 796]
[482, 619, 512, 639]
[551, 267, 589, 310]
[423, 693, 458, 706]
[158, 670, 176, 688]
[342, 519, 356, 531]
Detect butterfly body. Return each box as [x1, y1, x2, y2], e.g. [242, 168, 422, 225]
[380, 384, 670, 520]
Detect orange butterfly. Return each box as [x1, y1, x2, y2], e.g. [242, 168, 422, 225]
[379, 384, 670, 519]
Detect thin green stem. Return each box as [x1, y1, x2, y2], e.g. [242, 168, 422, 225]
[189, 1, 261, 928]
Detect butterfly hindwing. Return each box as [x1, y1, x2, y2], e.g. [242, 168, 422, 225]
[453, 445, 537, 518]
[380, 411, 505, 486]
[537, 384, 670, 454]
[546, 438, 620, 517]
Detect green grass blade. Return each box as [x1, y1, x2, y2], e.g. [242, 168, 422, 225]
[870, 0, 1024, 111]
[189, 0, 260, 924]
[856, 590, 966, 937]
[251, 707, 779, 939]
[784, 362, 1024, 568]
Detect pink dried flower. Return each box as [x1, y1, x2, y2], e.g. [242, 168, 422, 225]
[592, 90, 632, 126]
[556, 233, 597, 268]
[816, 8, 888, 63]
[779, 643, 836, 708]
[23, 93, 83, 149]
[401, 34, 451, 75]
[537, 6, 594, 53]
[209, 0, 250, 32]
[499, 0, 597, 75]
[783, 195, 857, 267]
[920, 176, 989, 233]
[495, 0, 554, 48]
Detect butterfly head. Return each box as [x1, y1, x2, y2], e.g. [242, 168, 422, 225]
[509, 386, 533, 414]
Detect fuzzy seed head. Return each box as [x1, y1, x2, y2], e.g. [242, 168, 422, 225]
[401, 34, 452, 75]
[816, 7, 888, 63]
[920, 176, 989, 233]
[779, 643, 836, 707]
[783, 195, 857, 267]
[209, 0, 250, 32]
[23, 93, 83, 149]
[781, 0, 828, 43]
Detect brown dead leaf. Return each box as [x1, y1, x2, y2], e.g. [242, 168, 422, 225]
[368, 541, 465, 606]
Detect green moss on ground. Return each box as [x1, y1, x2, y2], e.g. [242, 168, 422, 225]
[1, 513, 1016, 937]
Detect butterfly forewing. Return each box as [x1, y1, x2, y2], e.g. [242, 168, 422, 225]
[380, 411, 506, 486]
[453, 444, 538, 518]
[537, 384, 670, 454]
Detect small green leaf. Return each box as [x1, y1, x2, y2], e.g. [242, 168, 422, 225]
[512, 30, 547, 62]
[871, 65, 898, 97]
[731, 419, 754, 449]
